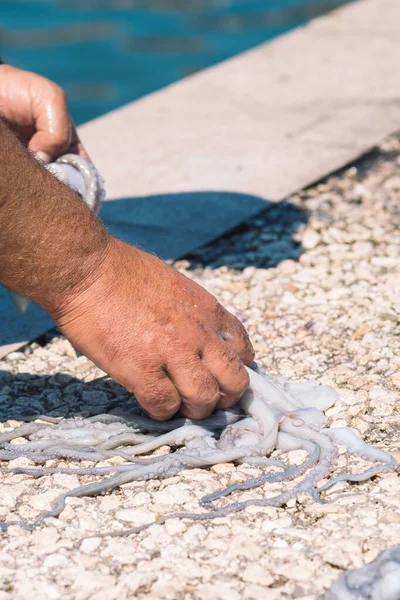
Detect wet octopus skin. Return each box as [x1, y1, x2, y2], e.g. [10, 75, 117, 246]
[319, 544, 400, 600]
[0, 363, 398, 535]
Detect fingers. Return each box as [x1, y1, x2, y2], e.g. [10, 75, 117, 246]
[28, 83, 72, 161]
[133, 370, 181, 421]
[31, 115, 91, 163]
[167, 355, 220, 420]
[0, 65, 89, 162]
[202, 340, 250, 410]
[145, 308, 253, 420]
[218, 308, 255, 366]
[68, 124, 92, 161]
[134, 344, 250, 421]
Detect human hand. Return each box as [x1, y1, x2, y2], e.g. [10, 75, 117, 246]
[0, 63, 88, 162]
[53, 239, 255, 420]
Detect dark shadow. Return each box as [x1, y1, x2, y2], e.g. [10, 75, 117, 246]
[0, 190, 309, 352]
[100, 190, 271, 260]
[0, 368, 140, 423]
[183, 200, 308, 270]
[100, 191, 309, 269]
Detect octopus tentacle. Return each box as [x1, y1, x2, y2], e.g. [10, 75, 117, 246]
[236, 457, 288, 469]
[80, 436, 344, 542]
[317, 462, 399, 494]
[93, 432, 155, 450]
[2, 438, 109, 452]
[88, 409, 243, 433]
[19, 415, 64, 425]
[78, 474, 328, 543]
[1, 363, 398, 536]
[324, 427, 395, 464]
[110, 426, 214, 456]
[200, 433, 320, 509]
[246, 365, 300, 412]
[0, 422, 54, 444]
[0, 457, 182, 532]
[284, 381, 338, 411]
[0, 448, 257, 532]
[54, 154, 105, 212]
[0, 447, 111, 463]
[0, 464, 146, 478]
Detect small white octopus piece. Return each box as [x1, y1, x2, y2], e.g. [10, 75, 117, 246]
[319, 544, 400, 600]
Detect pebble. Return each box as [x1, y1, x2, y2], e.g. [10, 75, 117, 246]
[43, 553, 69, 569]
[196, 584, 241, 600]
[301, 230, 320, 250]
[389, 373, 400, 389]
[210, 463, 236, 474]
[164, 518, 187, 536]
[81, 390, 109, 405]
[115, 509, 155, 525]
[279, 259, 298, 274]
[80, 537, 102, 554]
[242, 563, 274, 586]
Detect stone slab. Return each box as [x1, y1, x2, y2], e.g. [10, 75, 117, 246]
[80, 0, 400, 202]
[1, 0, 400, 358]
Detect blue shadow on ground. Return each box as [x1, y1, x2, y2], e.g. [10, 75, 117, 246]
[0, 368, 139, 422]
[0, 190, 308, 350]
[100, 191, 269, 260]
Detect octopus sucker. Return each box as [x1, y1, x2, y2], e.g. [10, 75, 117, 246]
[0, 422, 54, 444]
[324, 427, 395, 464]
[316, 462, 399, 494]
[0, 363, 398, 537]
[200, 436, 321, 509]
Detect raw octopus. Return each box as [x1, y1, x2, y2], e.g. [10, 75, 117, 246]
[320, 544, 400, 600]
[0, 363, 398, 536]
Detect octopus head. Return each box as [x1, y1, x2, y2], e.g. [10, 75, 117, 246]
[218, 418, 262, 450]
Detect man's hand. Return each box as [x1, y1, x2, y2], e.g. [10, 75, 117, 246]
[0, 84, 254, 421]
[0, 63, 88, 162]
[54, 239, 254, 420]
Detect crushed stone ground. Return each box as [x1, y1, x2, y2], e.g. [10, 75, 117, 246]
[0, 134, 399, 600]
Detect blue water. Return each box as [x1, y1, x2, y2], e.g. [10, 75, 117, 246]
[0, 0, 351, 125]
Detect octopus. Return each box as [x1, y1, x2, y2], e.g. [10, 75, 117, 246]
[0, 362, 398, 538]
[320, 544, 400, 600]
[47, 153, 105, 213]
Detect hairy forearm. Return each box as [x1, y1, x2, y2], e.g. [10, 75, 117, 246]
[0, 118, 110, 312]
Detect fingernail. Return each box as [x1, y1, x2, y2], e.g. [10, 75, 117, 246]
[35, 151, 51, 164]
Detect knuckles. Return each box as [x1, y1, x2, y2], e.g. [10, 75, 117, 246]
[226, 367, 250, 393]
[194, 389, 221, 408]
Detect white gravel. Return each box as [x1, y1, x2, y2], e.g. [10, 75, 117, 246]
[0, 133, 399, 599]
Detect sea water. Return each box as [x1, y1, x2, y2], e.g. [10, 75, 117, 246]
[0, 0, 351, 124]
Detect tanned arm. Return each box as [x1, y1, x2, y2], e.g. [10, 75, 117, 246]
[0, 112, 254, 421]
[0, 118, 110, 310]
